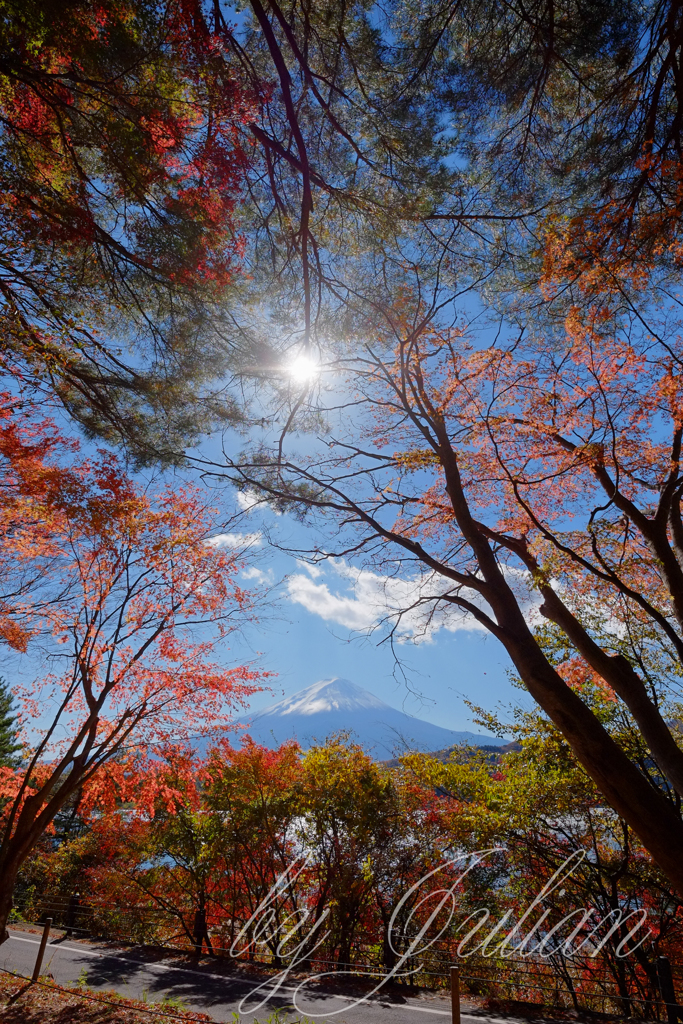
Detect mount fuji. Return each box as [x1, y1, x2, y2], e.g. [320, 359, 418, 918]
[233, 677, 505, 757]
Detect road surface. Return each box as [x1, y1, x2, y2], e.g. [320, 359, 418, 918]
[0, 928, 532, 1024]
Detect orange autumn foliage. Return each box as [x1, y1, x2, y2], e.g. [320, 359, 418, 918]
[0, 393, 264, 938]
[229, 240, 683, 891]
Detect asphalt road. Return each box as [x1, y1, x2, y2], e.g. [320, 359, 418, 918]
[0, 929, 480, 1023]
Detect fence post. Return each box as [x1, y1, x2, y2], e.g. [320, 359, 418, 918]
[65, 891, 80, 937]
[658, 956, 682, 1024]
[450, 965, 460, 1024]
[31, 917, 52, 982]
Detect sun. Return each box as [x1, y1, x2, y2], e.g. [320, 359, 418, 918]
[286, 352, 320, 383]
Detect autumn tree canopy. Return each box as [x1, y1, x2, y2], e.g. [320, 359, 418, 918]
[0, 0, 260, 459]
[5, 0, 683, 928]
[0, 394, 261, 942]
[8, 0, 683, 454]
[169, 0, 683, 897]
[18, 727, 679, 1011]
[210, 246, 683, 893]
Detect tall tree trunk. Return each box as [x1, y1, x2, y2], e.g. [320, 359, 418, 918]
[435, 430, 683, 892]
[0, 860, 21, 945]
[502, 629, 683, 891]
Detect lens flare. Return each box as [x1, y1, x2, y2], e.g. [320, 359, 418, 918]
[287, 353, 319, 383]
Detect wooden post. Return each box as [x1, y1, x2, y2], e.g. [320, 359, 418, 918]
[31, 918, 52, 982]
[658, 956, 681, 1024]
[450, 965, 460, 1024]
[65, 892, 79, 937]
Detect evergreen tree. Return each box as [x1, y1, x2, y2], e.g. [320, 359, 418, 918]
[0, 678, 21, 769]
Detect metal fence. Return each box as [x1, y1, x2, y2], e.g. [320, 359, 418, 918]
[10, 889, 682, 1020]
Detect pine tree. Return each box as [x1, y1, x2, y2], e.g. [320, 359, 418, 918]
[0, 678, 21, 768]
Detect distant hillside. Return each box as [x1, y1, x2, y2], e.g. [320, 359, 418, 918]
[229, 677, 507, 758]
[382, 739, 521, 768]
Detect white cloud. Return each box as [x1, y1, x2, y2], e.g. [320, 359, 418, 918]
[287, 571, 383, 631]
[236, 487, 282, 516]
[241, 566, 273, 584]
[236, 488, 262, 513]
[286, 561, 477, 640]
[295, 559, 323, 578]
[206, 531, 263, 549]
[285, 560, 542, 642]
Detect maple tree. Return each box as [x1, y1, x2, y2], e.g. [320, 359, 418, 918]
[0, 393, 261, 943]
[81, 755, 225, 954]
[19, 727, 678, 1013]
[211, 241, 683, 895]
[0, 0, 260, 457]
[401, 716, 682, 1014]
[297, 737, 407, 969]
[81, 739, 305, 956]
[202, 737, 304, 959]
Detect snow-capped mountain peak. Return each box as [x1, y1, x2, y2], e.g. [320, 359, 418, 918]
[252, 678, 391, 719]
[235, 676, 506, 756]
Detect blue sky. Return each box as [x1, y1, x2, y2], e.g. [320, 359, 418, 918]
[184, 305, 532, 738]
[7, 322, 530, 743]
[210, 496, 526, 737]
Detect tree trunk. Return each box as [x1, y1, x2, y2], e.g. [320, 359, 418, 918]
[435, 430, 683, 892]
[192, 892, 214, 956]
[65, 891, 80, 937]
[0, 860, 20, 945]
[503, 629, 683, 892]
[0, 781, 84, 945]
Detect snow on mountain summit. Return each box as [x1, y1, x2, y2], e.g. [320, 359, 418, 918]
[234, 677, 505, 756]
[251, 678, 391, 719]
